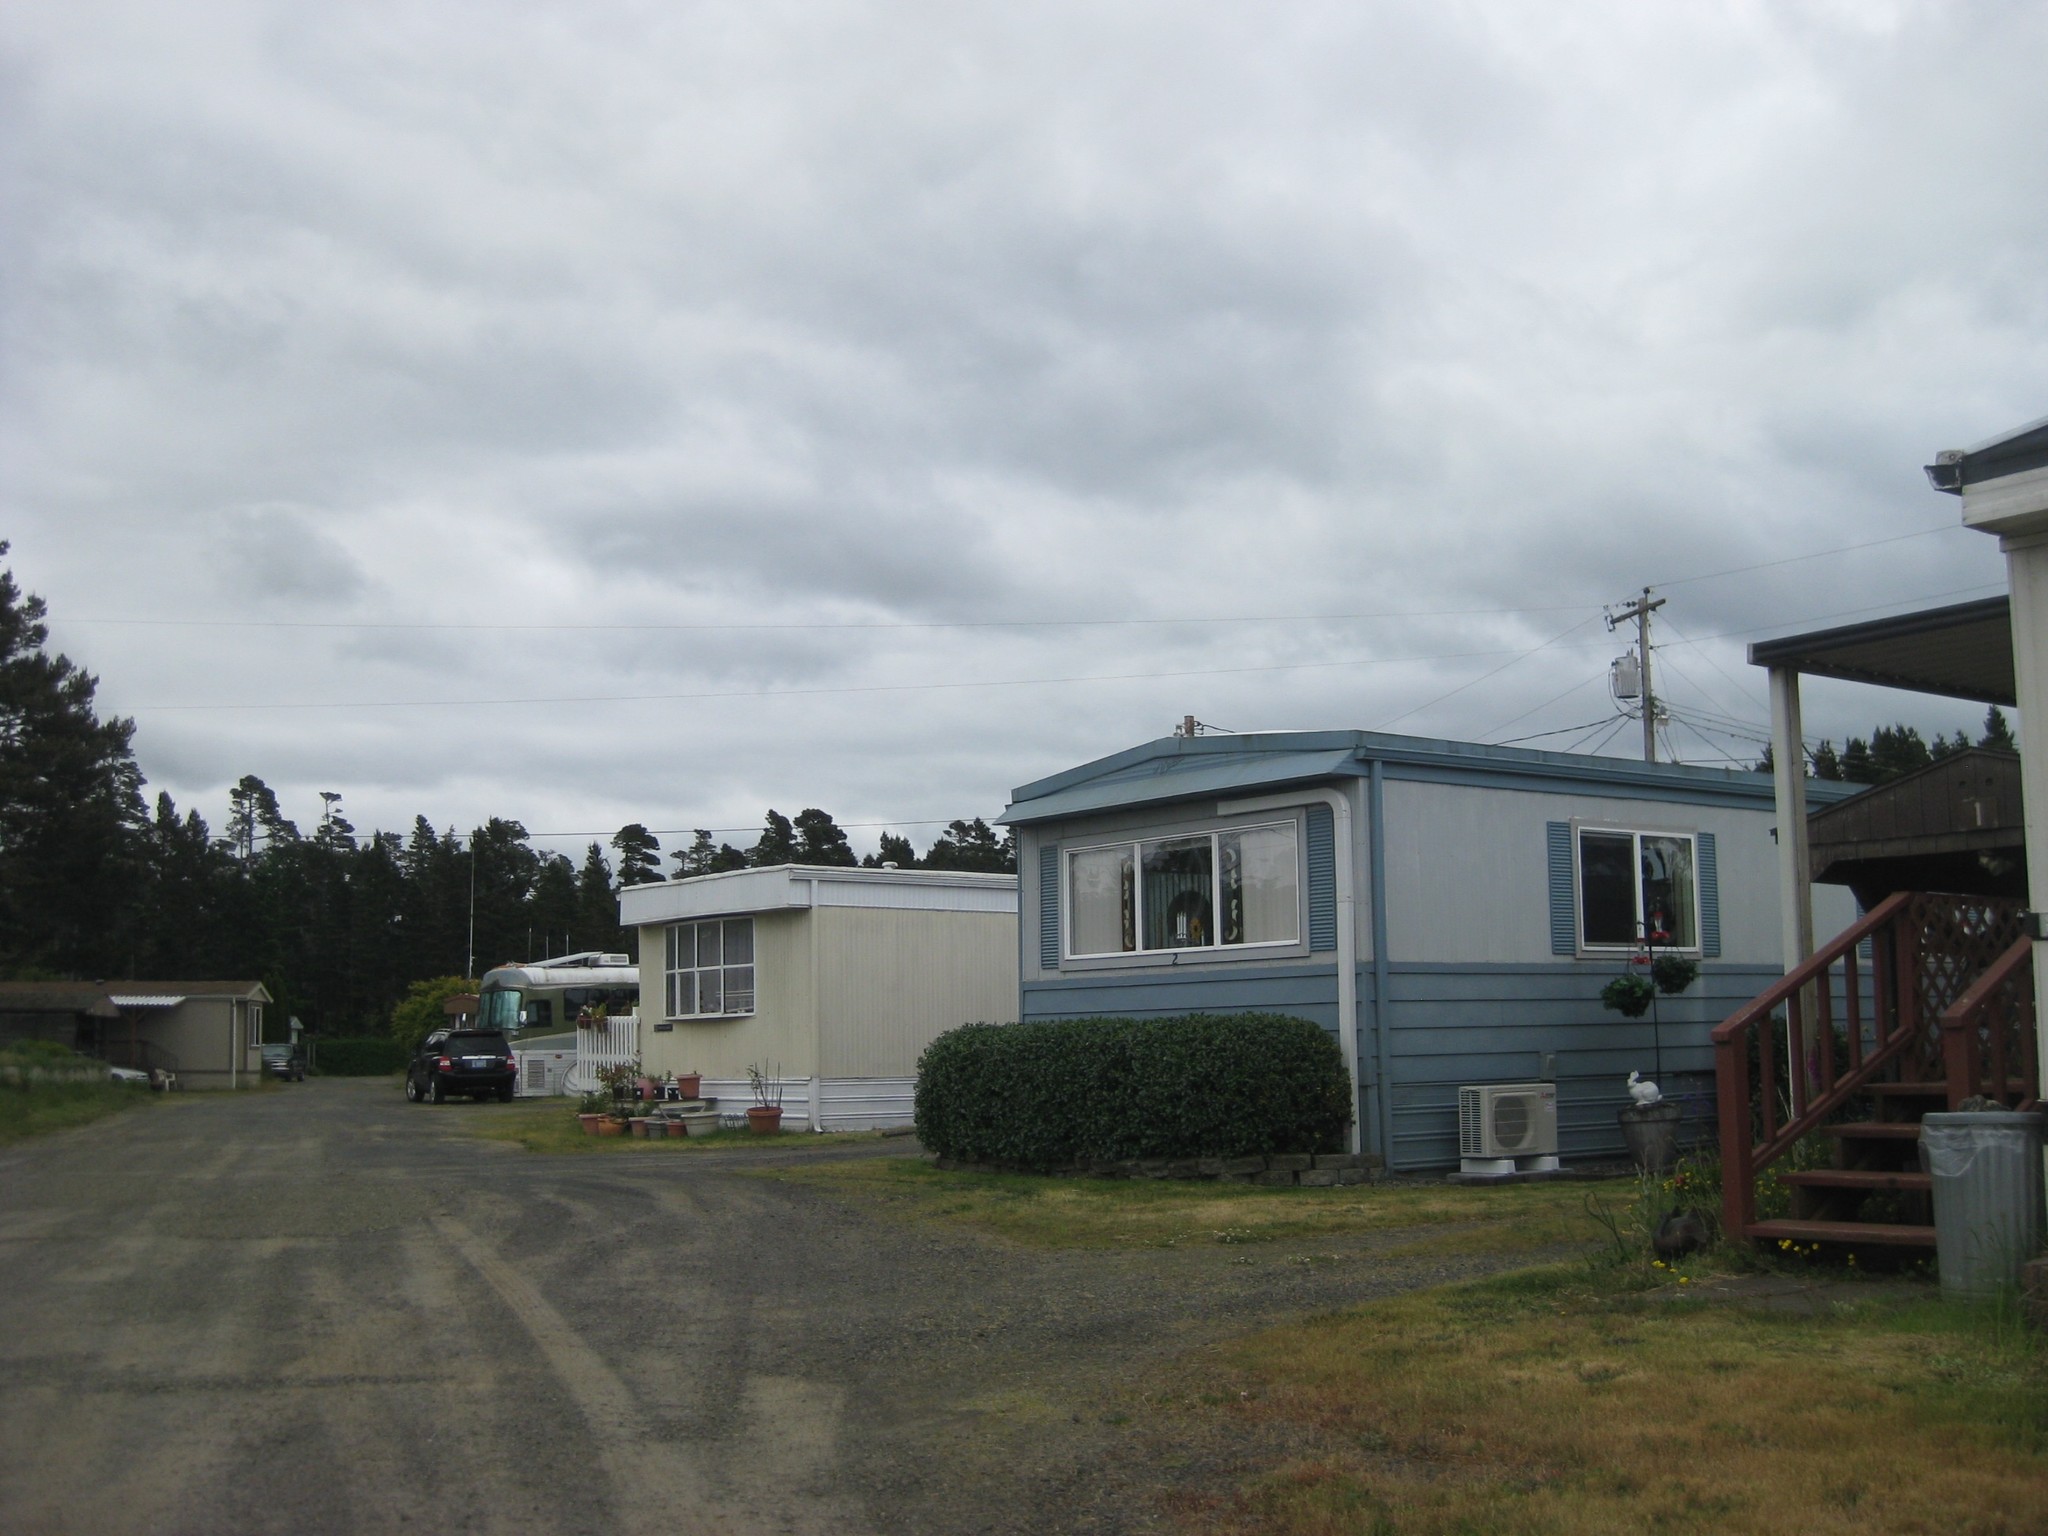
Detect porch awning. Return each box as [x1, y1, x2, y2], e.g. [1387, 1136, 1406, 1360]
[1747, 596, 2014, 706]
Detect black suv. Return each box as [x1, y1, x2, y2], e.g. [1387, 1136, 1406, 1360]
[405, 1029, 517, 1104]
[260, 1042, 306, 1081]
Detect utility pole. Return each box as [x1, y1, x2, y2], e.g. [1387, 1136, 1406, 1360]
[1606, 588, 1667, 763]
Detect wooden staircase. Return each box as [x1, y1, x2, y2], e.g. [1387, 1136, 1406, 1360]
[1712, 891, 2040, 1254]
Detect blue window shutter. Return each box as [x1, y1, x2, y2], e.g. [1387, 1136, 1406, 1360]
[1306, 805, 1336, 952]
[1547, 821, 1576, 956]
[1697, 831, 1720, 959]
[1039, 845, 1061, 968]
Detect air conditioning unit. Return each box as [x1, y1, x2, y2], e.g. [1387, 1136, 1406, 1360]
[1458, 1083, 1559, 1177]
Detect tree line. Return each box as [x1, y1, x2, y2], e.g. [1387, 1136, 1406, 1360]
[0, 547, 1011, 1039]
[1755, 706, 2017, 784]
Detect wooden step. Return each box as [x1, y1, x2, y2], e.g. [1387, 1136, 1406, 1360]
[1778, 1169, 1932, 1194]
[1824, 1121, 1921, 1140]
[1746, 1218, 1937, 1249]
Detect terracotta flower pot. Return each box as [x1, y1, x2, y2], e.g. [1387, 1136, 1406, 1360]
[578, 1113, 603, 1136]
[746, 1106, 783, 1135]
[674, 1074, 702, 1099]
[665, 1119, 691, 1138]
[595, 1118, 625, 1137]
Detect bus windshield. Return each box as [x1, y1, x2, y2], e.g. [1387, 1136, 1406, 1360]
[477, 989, 522, 1032]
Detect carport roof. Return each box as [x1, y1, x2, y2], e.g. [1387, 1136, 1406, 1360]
[1747, 595, 2014, 707]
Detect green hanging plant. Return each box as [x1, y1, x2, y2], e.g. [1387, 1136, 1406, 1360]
[1651, 954, 1700, 996]
[1601, 973, 1657, 1018]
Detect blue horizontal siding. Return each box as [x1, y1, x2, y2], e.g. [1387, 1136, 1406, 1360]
[1020, 957, 1785, 1171]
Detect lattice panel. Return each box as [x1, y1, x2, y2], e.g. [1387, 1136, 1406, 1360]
[1908, 893, 2023, 1079]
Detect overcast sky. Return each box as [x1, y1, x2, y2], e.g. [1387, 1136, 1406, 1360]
[4, 1, 2043, 865]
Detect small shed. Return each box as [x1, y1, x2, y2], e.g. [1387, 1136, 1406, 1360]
[618, 864, 1018, 1130]
[1806, 748, 2024, 906]
[94, 982, 273, 1089]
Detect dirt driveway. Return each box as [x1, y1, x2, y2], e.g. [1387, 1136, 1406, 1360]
[0, 1080, 1528, 1535]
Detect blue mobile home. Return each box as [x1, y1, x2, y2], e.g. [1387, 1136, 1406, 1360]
[1000, 730, 1860, 1171]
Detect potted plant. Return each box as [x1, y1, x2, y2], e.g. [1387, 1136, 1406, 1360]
[576, 1089, 609, 1136]
[745, 1062, 784, 1134]
[1600, 973, 1656, 1018]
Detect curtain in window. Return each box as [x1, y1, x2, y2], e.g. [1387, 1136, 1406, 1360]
[1222, 825, 1299, 945]
[1069, 846, 1135, 954]
[1640, 835, 1696, 948]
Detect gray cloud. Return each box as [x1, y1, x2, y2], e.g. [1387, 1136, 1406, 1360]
[2, 0, 2039, 850]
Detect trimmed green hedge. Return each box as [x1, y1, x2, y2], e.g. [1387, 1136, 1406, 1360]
[314, 1038, 408, 1076]
[914, 1013, 1352, 1169]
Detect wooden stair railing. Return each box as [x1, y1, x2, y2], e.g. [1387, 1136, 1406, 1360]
[1939, 935, 2040, 1111]
[1713, 892, 1921, 1245]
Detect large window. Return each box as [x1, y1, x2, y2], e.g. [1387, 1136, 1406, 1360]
[665, 918, 756, 1018]
[1066, 822, 1299, 957]
[1577, 827, 1698, 951]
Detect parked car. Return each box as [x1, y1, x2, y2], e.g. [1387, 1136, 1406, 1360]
[405, 1029, 517, 1104]
[260, 1042, 307, 1081]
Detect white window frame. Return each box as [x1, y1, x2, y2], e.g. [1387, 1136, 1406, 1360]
[1063, 819, 1302, 960]
[664, 917, 757, 1019]
[1573, 823, 1702, 956]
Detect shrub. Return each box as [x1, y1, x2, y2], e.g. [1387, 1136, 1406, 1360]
[314, 1037, 409, 1076]
[914, 1013, 1352, 1169]
[389, 975, 484, 1054]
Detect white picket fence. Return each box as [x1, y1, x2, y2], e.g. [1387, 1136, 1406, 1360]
[564, 1013, 640, 1094]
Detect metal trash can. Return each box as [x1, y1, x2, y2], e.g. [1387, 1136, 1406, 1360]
[1921, 1111, 2046, 1301]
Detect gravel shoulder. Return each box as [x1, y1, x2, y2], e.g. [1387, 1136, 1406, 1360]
[0, 1079, 1548, 1535]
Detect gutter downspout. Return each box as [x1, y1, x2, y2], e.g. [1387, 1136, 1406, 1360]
[1219, 786, 1361, 1156]
[1367, 760, 1394, 1168]
[806, 877, 824, 1133]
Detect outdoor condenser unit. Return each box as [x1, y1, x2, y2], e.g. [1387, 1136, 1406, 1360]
[1458, 1083, 1559, 1175]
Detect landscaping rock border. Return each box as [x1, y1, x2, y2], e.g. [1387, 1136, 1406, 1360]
[930, 1150, 1385, 1186]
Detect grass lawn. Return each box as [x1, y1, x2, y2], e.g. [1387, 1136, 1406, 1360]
[760, 1155, 1621, 1257]
[1153, 1263, 2046, 1535]
[0, 1080, 160, 1145]
[764, 1158, 2046, 1531]
[451, 1096, 898, 1155]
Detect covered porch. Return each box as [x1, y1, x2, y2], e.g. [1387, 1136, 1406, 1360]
[1714, 417, 2048, 1252]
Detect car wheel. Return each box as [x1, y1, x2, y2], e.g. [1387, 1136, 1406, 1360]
[404, 1074, 421, 1103]
[427, 1075, 444, 1105]
[497, 1085, 515, 1103]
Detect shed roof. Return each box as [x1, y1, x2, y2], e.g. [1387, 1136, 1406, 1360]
[619, 863, 1017, 928]
[101, 981, 272, 1004]
[1747, 596, 2014, 706]
[0, 982, 120, 1019]
[1806, 747, 2022, 871]
[1001, 728, 1856, 826]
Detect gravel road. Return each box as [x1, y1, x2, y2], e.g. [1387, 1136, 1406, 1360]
[0, 1079, 1527, 1535]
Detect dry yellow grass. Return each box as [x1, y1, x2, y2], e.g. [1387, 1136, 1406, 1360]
[1157, 1268, 2047, 1535]
[763, 1156, 1617, 1253]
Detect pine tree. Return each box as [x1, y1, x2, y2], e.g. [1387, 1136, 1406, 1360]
[923, 817, 1015, 873]
[1979, 706, 2017, 753]
[749, 810, 796, 867]
[1840, 737, 1876, 784]
[792, 807, 857, 866]
[576, 843, 618, 950]
[611, 823, 662, 886]
[1869, 724, 1932, 784]
[1810, 741, 1843, 781]
[862, 831, 918, 868]
[0, 547, 147, 977]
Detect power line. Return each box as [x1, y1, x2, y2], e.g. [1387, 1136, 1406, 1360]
[1371, 613, 1607, 732]
[1650, 522, 1959, 590]
[118, 637, 1621, 714]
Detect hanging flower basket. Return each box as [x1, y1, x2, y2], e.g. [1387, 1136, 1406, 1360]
[1651, 954, 1700, 996]
[1601, 974, 1656, 1018]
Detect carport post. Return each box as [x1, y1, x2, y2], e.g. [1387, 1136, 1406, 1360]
[1769, 664, 1814, 1114]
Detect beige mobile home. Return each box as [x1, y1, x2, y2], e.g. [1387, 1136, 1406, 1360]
[617, 865, 1018, 1130]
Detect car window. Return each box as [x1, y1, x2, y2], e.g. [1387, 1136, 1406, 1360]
[446, 1032, 510, 1053]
